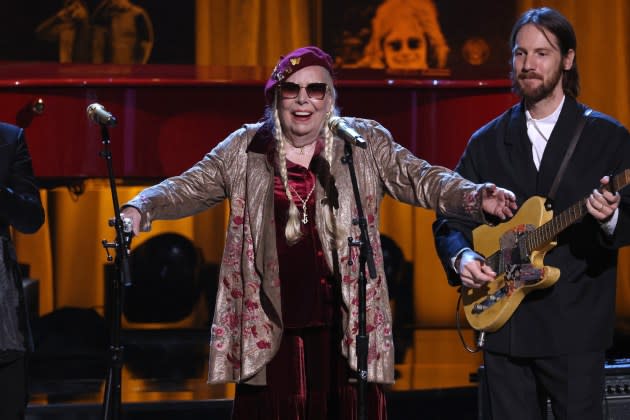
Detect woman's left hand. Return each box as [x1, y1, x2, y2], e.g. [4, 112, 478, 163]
[480, 183, 518, 220]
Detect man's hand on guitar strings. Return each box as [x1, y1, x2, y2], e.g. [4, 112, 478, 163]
[586, 176, 620, 223]
[458, 250, 496, 289]
[480, 183, 518, 220]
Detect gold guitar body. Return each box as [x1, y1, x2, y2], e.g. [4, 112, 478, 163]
[463, 196, 561, 332]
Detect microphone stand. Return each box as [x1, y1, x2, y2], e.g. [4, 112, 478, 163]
[97, 124, 132, 420]
[341, 141, 377, 420]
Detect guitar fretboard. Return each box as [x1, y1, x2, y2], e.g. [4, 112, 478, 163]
[526, 169, 630, 253]
[484, 169, 630, 270]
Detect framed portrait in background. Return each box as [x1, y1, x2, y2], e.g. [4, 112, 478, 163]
[322, 0, 517, 79]
[0, 0, 195, 64]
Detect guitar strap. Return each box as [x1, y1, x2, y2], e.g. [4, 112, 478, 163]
[544, 107, 592, 211]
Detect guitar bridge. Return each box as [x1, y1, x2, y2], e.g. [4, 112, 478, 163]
[472, 285, 509, 314]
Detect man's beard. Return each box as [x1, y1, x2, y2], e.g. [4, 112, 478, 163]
[512, 65, 563, 103]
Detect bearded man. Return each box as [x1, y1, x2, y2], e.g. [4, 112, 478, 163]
[433, 7, 630, 420]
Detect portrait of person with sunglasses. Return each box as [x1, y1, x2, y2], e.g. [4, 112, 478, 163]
[356, 0, 450, 70]
[119, 46, 516, 419]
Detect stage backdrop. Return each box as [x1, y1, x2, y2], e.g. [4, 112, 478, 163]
[4, 0, 630, 340]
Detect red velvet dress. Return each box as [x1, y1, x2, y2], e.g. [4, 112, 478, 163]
[231, 146, 387, 419]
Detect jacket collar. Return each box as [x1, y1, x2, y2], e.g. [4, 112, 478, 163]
[246, 121, 326, 170]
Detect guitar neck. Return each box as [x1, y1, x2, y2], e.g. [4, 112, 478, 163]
[526, 199, 587, 252]
[527, 169, 630, 252]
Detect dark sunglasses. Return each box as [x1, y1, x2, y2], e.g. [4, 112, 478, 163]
[278, 82, 328, 100]
[387, 37, 421, 52]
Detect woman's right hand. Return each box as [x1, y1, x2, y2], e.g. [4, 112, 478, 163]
[120, 206, 142, 236]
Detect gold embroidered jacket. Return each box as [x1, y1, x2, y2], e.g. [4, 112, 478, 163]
[126, 117, 488, 385]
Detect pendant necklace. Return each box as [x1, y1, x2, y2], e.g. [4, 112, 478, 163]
[529, 118, 549, 142]
[288, 182, 316, 224]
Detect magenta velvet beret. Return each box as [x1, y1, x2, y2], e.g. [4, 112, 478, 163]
[264, 46, 334, 103]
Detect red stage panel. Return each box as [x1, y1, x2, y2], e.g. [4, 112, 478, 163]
[0, 63, 517, 180]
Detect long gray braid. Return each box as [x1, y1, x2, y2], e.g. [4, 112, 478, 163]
[271, 87, 345, 246]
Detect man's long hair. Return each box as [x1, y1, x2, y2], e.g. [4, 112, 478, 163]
[509, 7, 580, 98]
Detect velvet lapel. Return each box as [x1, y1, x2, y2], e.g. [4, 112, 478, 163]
[246, 124, 276, 278]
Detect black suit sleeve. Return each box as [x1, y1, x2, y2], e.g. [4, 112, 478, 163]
[432, 219, 471, 286]
[432, 130, 487, 287]
[0, 126, 45, 234]
[599, 123, 630, 249]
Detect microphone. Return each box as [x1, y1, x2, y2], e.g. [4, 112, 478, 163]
[328, 116, 367, 149]
[86, 103, 117, 127]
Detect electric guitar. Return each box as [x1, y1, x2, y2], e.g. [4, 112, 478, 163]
[462, 169, 630, 332]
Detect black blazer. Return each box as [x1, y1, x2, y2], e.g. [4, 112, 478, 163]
[0, 122, 45, 235]
[0, 122, 45, 357]
[433, 96, 630, 357]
